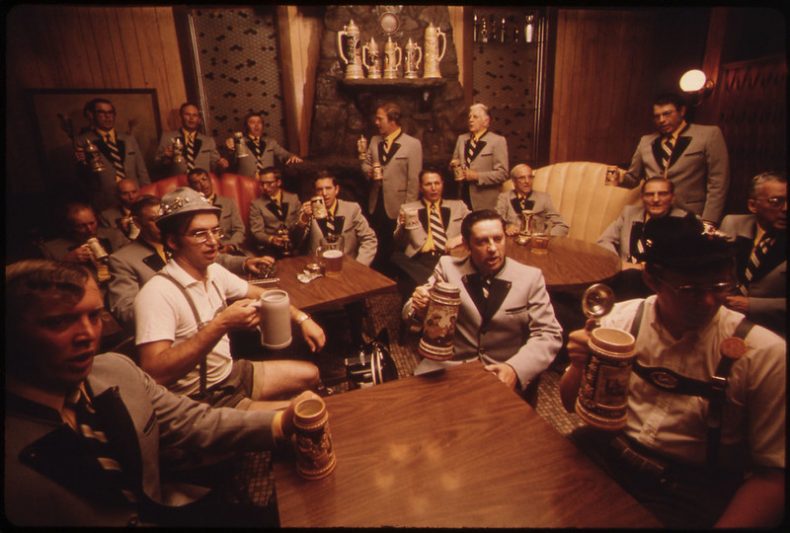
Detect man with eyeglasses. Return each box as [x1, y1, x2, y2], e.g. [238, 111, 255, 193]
[134, 187, 325, 410]
[597, 177, 689, 300]
[108, 195, 274, 332]
[187, 167, 246, 254]
[720, 171, 786, 337]
[560, 214, 785, 528]
[248, 167, 301, 257]
[495, 163, 568, 236]
[75, 98, 151, 210]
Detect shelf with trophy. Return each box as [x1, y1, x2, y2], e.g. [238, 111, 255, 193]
[337, 19, 449, 91]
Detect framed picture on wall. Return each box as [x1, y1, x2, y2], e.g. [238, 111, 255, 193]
[26, 88, 162, 183]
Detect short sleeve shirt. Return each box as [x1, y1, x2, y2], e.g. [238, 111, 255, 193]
[134, 260, 249, 396]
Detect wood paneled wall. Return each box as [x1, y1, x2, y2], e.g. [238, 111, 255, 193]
[549, 9, 708, 166]
[6, 5, 187, 193]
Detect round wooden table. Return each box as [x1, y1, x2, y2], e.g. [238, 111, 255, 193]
[452, 236, 621, 291]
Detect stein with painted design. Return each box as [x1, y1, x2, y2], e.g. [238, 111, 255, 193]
[293, 396, 337, 480]
[418, 282, 461, 360]
[575, 327, 636, 431]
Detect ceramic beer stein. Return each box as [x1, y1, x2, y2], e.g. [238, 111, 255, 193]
[383, 36, 402, 79]
[404, 38, 422, 79]
[362, 37, 382, 79]
[337, 19, 364, 80]
[423, 22, 446, 78]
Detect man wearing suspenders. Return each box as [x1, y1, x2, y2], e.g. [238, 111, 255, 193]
[559, 214, 785, 528]
[134, 187, 326, 410]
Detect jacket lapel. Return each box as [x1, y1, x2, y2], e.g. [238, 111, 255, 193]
[440, 205, 451, 229]
[116, 138, 127, 164]
[92, 386, 143, 493]
[752, 231, 787, 282]
[651, 136, 664, 168]
[266, 199, 285, 221]
[142, 252, 166, 272]
[418, 206, 429, 231]
[334, 215, 346, 234]
[462, 273, 487, 321]
[670, 135, 692, 167]
[484, 278, 511, 325]
[464, 135, 487, 164]
[193, 136, 203, 155]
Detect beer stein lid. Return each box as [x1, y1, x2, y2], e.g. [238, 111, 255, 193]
[589, 327, 635, 355]
[433, 281, 460, 297]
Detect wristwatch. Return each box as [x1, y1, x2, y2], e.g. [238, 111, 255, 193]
[296, 312, 311, 325]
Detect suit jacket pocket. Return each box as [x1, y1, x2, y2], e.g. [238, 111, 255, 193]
[505, 305, 528, 315]
[682, 150, 704, 157]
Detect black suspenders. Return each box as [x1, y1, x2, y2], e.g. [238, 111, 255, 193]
[628, 300, 754, 469]
[155, 272, 227, 397]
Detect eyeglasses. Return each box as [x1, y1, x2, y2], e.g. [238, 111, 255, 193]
[260, 180, 278, 186]
[643, 191, 672, 198]
[756, 196, 787, 208]
[185, 227, 224, 243]
[514, 174, 535, 181]
[655, 277, 735, 297]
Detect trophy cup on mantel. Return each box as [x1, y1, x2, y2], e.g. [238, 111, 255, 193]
[337, 19, 364, 80]
[362, 37, 382, 80]
[423, 22, 447, 79]
[383, 36, 402, 80]
[404, 38, 423, 79]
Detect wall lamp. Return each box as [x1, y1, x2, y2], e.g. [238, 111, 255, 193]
[679, 69, 715, 105]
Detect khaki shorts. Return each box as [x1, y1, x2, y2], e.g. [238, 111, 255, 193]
[189, 359, 258, 408]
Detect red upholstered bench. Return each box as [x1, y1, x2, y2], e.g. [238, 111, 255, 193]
[140, 173, 262, 230]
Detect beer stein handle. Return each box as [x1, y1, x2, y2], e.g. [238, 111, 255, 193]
[414, 44, 423, 68]
[393, 45, 402, 70]
[437, 29, 447, 61]
[337, 30, 349, 65]
[361, 43, 370, 69]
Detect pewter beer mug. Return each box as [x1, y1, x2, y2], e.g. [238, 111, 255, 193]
[172, 137, 185, 165]
[362, 37, 382, 79]
[423, 22, 446, 78]
[356, 135, 368, 161]
[337, 19, 364, 80]
[404, 38, 422, 79]
[84, 139, 106, 173]
[383, 36, 402, 79]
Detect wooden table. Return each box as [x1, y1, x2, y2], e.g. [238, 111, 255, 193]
[266, 254, 396, 312]
[273, 362, 660, 528]
[453, 236, 620, 291]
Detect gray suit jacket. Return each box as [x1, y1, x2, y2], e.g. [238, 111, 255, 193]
[393, 199, 470, 257]
[108, 239, 247, 330]
[233, 135, 294, 178]
[76, 130, 151, 210]
[155, 130, 220, 175]
[362, 131, 422, 218]
[296, 199, 378, 266]
[211, 195, 246, 247]
[4, 353, 276, 526]
[452, 131, 509, 210]
[621, 123, 730, 224]
[404, 256, 562, 390]
[248, 191, 301, 245]
[495, 190, 569, 236]
[597, 205, 689, 261]
[720, 214, 786, 336]
[39, 227, 130, 262]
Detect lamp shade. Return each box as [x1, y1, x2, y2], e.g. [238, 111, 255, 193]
[679, 69, 708, 92]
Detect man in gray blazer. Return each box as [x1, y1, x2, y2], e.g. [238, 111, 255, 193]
[452, 103, 509, 210]
[361, 102, 422, 270]
[75, 98, 151, 210]
[404, 210, 562, 400]
[5, 259, 318, 526]
[99, 178, 141, 240]
[720, 171, 786, 337]
[248, 167, 301, 257]
[187, 167, 246, 253]
[391, 168, 470, 294]
[612, 93, 730, 225]
[597, 177, 688, 301]
[496, 163, 569, 236]
[295, 171, 378, 266]
[155, 102, 229, 176]
[224, 112, 302, 178]
[108, 195, 273, 331]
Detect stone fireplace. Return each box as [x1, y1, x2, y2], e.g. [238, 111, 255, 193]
[284, 5, 466, 204]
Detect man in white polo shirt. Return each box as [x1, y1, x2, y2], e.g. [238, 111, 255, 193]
[134, 187, 325, 409]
